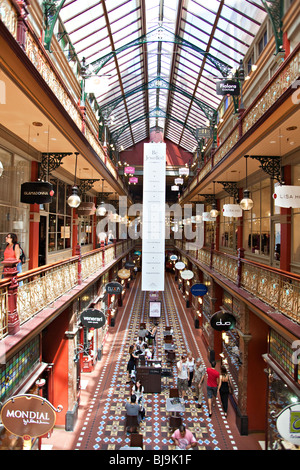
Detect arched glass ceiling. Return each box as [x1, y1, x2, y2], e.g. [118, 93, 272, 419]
[59, 0, 267, 153]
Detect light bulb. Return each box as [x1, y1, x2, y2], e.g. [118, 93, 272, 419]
[240, 190, 254, 211]
[96, 203, 107, 216]
[67, 186, 81, 208]
[210, 203, 219, 218]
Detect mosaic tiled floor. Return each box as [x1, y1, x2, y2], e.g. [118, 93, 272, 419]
[66, 273, 259, 451]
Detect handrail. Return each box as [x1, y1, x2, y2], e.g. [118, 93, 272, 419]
[175, 240, 300, 326]
[0, 240, 133, 340]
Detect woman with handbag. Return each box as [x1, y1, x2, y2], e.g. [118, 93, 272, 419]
[217, 365, 232, 418]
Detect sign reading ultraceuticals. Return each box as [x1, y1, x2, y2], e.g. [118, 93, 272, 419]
[142, 143, 166, 291]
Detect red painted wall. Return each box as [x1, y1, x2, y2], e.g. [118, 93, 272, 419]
[120, 138, 192, 166]
[42, 308, 71, 426]
[247, 311, 269, 432]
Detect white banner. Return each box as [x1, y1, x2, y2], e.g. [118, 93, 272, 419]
[222, 204, 242, 218]
[273, 185, 300, 208]
[142, 143, 166, 291]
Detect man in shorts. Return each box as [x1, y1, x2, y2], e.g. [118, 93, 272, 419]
[206, 360, 220, 417]
[193, 358, 206, 408]
[176, 355, 189, 399]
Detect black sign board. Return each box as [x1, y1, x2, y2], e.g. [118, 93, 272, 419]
[125, 261, 135, 269]
[21, 181, 54, 204]
[216, 79, 240, 96]
[210, 311, 236, 331]
[80, 308, 105, 329]
[105, 282, 123, 295]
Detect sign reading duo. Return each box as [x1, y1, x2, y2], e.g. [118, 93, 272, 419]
[210, 310, 236, 331]
[105, 281, 123, 295]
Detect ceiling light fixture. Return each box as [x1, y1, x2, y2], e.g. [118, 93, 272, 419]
[96, 179, 107, 216]
[210, 181, 219, 218]
[67, 152, 81, 208]
[240, 155, 254, 211]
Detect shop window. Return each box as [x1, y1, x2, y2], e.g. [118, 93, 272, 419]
[219, 196, 238, 251]
[242, 179, 270, 256]
[0, 148, 30, 264]
[292, 165, 300, 265]
[48, 178, 72, 252]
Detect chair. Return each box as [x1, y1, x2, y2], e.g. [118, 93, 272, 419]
[169, 388, 179, 398]
[169, 415, 182, 430]
[167, 350, 176, 363]
[130, 433, 143, 449]
[126, 415, 139, 433]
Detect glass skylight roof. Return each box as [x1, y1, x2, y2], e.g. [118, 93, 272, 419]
[59, 0, 267, 153]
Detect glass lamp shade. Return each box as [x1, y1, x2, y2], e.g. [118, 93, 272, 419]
[240, 190, 254, 211]
[210, 203, 219, 218]
[67, 186, 81, 208]
[96, 203, 106, 216]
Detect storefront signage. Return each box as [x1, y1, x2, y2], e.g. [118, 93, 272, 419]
[175, 261, 185, 270]
[105, 282, 123, 295]
[180, 269, 194, 280]
[20, 181, 54, 204]
[216, 79, 240, 96]
[171, 185, 179, 191]
[124, 166, 135, 174]
[134, 251, 141, 256]
[129, 177, 138, 184]
[125, 261, 135, 269]
[222, 204, 242, 218]
[190, 283, 208, 297]
[276, 403, 300, 445]
[81, 308, 106, 329]
[170, 254, 177, 261]
[174, 178, 183, 185]
[210, 310, 236, 331]
[273, 185, 300, 208]
[179, 167, 189, 176]
[0, 394, 59, 438]
[118, 268, 131, 279]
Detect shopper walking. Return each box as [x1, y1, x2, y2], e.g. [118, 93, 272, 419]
[217, 365, 232, 417]
[127, 345, 139, 383]
[176, 355, 189, 399]
[186, 351, 195, 388]
[193, 358, 206, 408]
[206, 360, 220, 417]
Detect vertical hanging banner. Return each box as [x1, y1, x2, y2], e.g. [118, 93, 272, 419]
[142, 143, 166, 291]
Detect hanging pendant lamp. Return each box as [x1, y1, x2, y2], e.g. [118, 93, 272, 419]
[240, 156, 254, 211]
[210, 181, 219, 218]
[67, 152, 81, 208]
[96, 179, 107, 216]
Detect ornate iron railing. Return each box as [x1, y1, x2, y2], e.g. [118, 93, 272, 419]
[0, 240, 133, 340]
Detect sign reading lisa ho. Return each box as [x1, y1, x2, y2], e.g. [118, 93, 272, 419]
[81, 308, 106, 329]
[210, 310, 236, 331]
[21, 181, 54, 204]
[216, 79, 240, 96]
